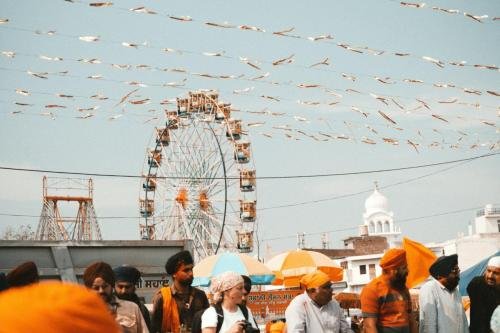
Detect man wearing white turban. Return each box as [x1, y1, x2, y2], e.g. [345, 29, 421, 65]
[467, 256, 500, 333]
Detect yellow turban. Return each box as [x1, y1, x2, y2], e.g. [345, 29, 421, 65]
[300, 270, 331, 289]
[0, 281, 120, 333]
[270, 320, 286, 333]
[380, 248, 407, 270]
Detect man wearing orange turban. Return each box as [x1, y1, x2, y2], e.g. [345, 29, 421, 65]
[360, 248, 417, 333]
[285, 270, 351, 332]
[0, 281, 121, 333]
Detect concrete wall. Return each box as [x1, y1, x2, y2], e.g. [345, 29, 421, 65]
[0, 240, 193, 302]
[455, 234, 500, 270]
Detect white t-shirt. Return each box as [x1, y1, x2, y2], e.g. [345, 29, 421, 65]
[201, 305, 257, 333]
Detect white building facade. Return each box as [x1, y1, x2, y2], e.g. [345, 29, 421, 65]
[339, 185, 399, 292]
[439, 204, 500, 270]
[342, 254, 384, 293]
[362, 184, 401, 247]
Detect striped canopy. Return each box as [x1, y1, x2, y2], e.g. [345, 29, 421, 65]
[192, 252, 275, 287]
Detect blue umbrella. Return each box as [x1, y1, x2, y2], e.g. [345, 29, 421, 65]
[192, 252, 275, 287]
[459, 251, 500, 296]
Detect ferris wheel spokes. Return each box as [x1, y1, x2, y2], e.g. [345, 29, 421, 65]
[140, 90, 257, 260]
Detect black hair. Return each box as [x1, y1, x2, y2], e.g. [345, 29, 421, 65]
[241, 275, 252, 293]
[165, 250, 194, 275]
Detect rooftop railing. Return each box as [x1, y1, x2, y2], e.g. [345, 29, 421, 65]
[477, 206, 500, 217]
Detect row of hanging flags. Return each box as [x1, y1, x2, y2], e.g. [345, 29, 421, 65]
[0, 2, 498, 152]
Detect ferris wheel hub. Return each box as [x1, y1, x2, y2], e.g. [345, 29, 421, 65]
[175, 188, 188, 209]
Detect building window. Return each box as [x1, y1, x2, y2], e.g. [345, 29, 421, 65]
[369, 264, 376, 279]
[360, 265, 367, 275]
[497, 220, 500, 232]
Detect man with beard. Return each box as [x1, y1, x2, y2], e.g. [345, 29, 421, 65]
[114, 265, 152, 331]
[467, 256, 500, 333]
[419, 254, 468, 333]
[361, 248, 417, 333]
[151, 250, 209, 333]
[285, 270, 352, 332]
[83, 261, 149, 333]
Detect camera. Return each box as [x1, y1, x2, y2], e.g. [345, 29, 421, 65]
[240, 320, 259, 333]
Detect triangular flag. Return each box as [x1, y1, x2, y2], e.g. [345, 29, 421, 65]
[403, 237, 437, 288]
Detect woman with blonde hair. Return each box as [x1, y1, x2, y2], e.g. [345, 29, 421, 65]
[201, 271, 258, 333]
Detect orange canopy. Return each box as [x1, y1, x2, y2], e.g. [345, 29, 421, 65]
[266, 250, 343, 287]
[335, 292, 361, 309]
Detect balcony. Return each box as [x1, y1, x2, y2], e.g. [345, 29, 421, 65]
[477, 205, 500, 217]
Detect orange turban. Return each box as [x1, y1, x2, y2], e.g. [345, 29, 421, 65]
[380, 248, 407, 270]
[300, 270, 331, 289]
[0, 281, 120, 333]
[270, 320, 286, 333]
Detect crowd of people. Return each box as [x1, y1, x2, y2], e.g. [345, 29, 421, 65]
[0, 248, 498, 333]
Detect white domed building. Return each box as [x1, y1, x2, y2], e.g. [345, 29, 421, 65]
[362, 183, 401, 247]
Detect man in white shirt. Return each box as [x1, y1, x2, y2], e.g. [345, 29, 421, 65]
[419, 254, 469, 333]
[285, 270, 352, 333]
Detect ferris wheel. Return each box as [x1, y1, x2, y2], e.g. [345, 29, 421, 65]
[139, 90, 257, 260]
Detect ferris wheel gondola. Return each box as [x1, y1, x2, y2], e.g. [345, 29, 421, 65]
[139, 90, 257, 260]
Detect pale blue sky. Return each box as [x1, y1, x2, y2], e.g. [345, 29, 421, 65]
[0, 0, 499, 257]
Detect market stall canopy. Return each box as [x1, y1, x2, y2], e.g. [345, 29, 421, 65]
[459, 250, 500, 296]
[335, 292, 360, 309]
[192, 252, 275, 287]
[266, 249, 343, 287]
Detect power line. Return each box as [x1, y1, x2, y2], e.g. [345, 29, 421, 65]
[260, 205, 487, 242]
[259, 157, 473, 210]
[1, 205, 489, 233]
[0, 160, 473, 220]
[0, 152, 497, 180]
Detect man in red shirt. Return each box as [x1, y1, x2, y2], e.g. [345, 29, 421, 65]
[361, 248, 417, 333]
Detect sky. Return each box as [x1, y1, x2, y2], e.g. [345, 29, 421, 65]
[0, 0, 499, 259]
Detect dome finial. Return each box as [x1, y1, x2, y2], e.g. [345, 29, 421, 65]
[365, 182, 389, 213]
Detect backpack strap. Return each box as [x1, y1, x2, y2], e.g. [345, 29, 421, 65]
[214, 304, 251, 332]
[214, 304, 224, 333]
[190, 308, 205, 333]
[238, 304, 249, 321]
[239, 305, 260, 332]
